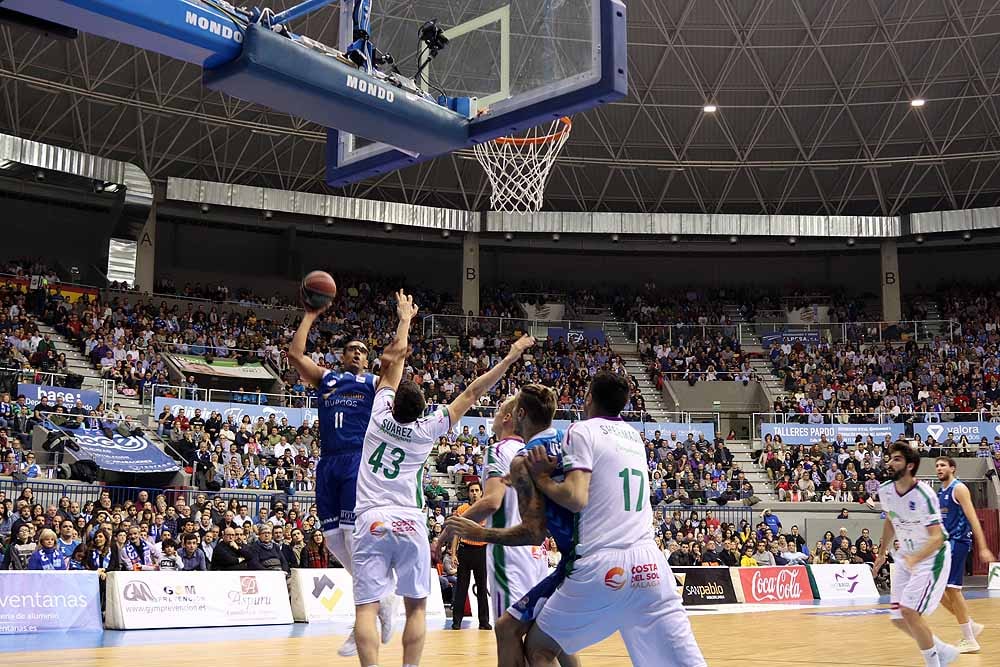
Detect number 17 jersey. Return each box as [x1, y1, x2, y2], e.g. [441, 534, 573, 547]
[561, 417, 654, 558]
[354, 386, 452, 515]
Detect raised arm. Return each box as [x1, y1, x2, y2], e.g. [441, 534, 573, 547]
[287, 307, 328, 388]
[446, 335, 535, 425]
[442, 457, 547, 547]
[376, 290, 419, 392]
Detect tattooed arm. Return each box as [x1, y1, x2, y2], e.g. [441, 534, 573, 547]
[442, 457, 548, 547]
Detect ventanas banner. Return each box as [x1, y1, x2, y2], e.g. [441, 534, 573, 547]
[0, 572, 102, 634]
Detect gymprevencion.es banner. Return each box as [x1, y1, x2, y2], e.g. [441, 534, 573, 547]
[18, 383, 101, 412]
[759, 331, 821, 347]
[760, 423, 905, 446]
[0, 572, 102, 634]
[104, 570, 292, 630]
[546, 326, 607, 344]
[913, 422, 1000, 443]
[60, 426, 180, 473]
[288, 568, 446, 624]
[155, 397, 317, 428]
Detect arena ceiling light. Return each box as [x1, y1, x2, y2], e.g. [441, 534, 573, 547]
[915, 234, 925, 244]
[729, 235, 738, 244]
[846, 237, 855, 246]
[551, 233, 560, 242]
[441, 229, 451, 238]
[702, 104, 718, 113]
[962, 230, 972, 241]
[910, 98, 926, 108]
[787, 236, 797, 246]
[504, 232, 513, 241]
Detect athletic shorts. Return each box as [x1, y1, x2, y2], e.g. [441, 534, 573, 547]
[535, 541, 706, 667]
[507, 561, 564, 625]
[487, 543, 549, 620]
[890, 543, 951, 619]
[316, 452, 361, 530]
[946, 539, 971, 589]
[352, 508, 430, 605]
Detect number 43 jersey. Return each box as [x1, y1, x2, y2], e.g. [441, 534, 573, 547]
[355, 386, 452, 515]
[561, 417, 655, 558]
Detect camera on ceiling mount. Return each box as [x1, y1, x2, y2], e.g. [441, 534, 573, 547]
[418, 19, 449, 58]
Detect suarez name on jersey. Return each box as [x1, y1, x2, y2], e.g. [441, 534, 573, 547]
[317, 370, 378, 455]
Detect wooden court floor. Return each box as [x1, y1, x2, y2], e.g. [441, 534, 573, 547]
[4, 598, 998, 667]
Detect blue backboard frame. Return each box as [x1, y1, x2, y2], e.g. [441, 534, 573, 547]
[325, 0, 627, 188]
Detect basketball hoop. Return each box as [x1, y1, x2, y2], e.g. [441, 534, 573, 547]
[473, 116, 572, 213]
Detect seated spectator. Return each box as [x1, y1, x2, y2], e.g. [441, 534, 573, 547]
[212, 528, 248, 570]
[246, 524, 289, 574]
[301, 530, 329, 568]
[27, 528, 68, 570]
[3, 524, 36, 569]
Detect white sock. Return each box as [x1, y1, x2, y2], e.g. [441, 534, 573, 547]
[403, 664, 418, 667]
[960, 621, 976, 642]
[920, 647, 940, 667]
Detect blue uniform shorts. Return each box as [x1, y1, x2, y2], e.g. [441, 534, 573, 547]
[316, 451, 361, 531]
[947, 539, 971, 588]
[507, 566, 566, 624]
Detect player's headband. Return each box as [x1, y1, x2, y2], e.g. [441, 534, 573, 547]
[345, 341, 368, 353]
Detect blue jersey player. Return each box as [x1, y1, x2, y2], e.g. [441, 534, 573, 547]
[442, 384, 581, 667]
[935, 455, 995, 654]
[288, 297, 390, 656]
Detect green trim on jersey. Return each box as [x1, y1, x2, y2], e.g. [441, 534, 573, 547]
[918, 545, 948, 614]
[916, 484, 937, 516]
[416, 463, 425, 509]
[491, 497, 511, 609]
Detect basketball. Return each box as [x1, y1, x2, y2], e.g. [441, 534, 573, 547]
[301, 270, 337, 311]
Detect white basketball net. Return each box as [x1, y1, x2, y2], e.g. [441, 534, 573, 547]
[473, 117, 572, 213]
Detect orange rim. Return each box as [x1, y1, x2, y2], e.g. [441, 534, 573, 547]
[493, 117, 572, 146]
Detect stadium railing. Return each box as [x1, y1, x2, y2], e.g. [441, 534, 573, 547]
[0, 478, 315, 518]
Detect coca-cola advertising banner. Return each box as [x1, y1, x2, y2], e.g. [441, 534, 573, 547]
[672, 567, 739, 606]
[738, 566, 812, 604]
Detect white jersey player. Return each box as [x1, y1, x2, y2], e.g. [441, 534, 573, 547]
[521, 371, 706, 667]
[874, 442, 959, 667]
[350, 294, 535, 667]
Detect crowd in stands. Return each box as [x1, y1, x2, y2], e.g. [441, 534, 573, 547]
[0, 487, 337, 577]
[652, 505, 893, 588]
[640, 333, 756, 387]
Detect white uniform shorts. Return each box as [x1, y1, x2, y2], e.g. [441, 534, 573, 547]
[487, 542, 548, 620]
[890, 543, 951, 619]
[535, 541, 706, 667]
[352, 508, 430, 605]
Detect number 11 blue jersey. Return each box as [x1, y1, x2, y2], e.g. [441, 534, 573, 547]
[317, 370, 378, 456]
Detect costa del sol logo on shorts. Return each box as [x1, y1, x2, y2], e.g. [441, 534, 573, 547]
[369, 521, 388, 537]
[604, 567, 626, 590]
